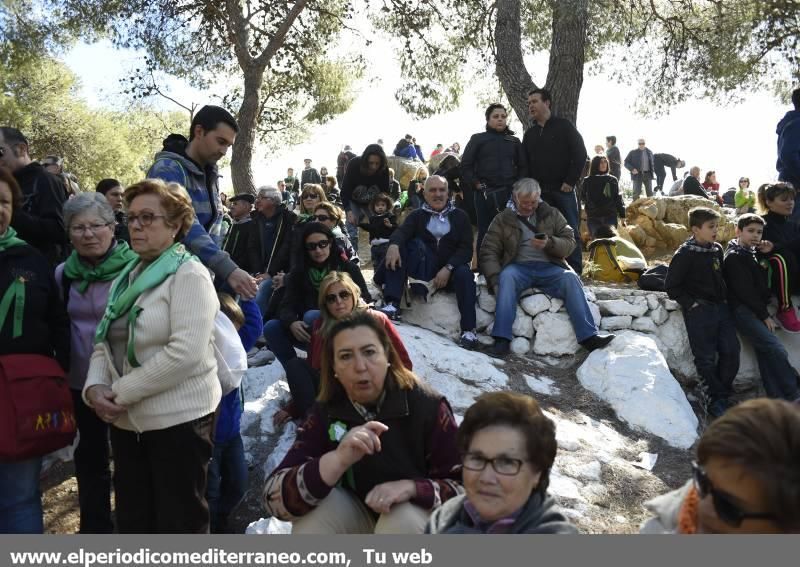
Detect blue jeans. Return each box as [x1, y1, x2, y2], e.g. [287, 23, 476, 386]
[541, 190, 583, 273]
[587, 215, 619, 238]
[732, 304, 800, 400]
[254, 277, 274, 321]
[682, 302, 740, 401]
[346, 202, 370, 254]
[474, 187, 511, 249]
[0, 457, 43, 533]
[206, 434, 247, 533]
[493, 261, 597, 342]
[263, 310, 321, 365]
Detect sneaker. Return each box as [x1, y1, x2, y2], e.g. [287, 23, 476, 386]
[776, 308, 800, 333]
[487, 337, 510, 358]
[579, 333, 616, 352]
[379, 302, 402, 321]
[459, 330, 479, 350]
[248, 347, 276, 367]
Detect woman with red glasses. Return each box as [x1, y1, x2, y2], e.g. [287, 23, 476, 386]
[641, 398, 800, 534]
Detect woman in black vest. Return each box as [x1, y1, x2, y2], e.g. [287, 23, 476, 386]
[263, 311, 462, 533]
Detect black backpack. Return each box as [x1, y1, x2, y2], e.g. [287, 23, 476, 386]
[637, 264, 669, 292]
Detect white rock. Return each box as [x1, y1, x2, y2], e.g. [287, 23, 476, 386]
[532, 312, 579, 356]
[549, 298, 565, 312]
[653, 310, 696, 379]
[596, 299, 648, 317]
[650, 305, 669, 325]
[646, 294, 660, 311]
[478, 334, 495, 346]
[664, 299, 680, 311]
[512, 308, 534, 338]
[632, 316, 657, 333]
[511, 337, 531, 355]
[475, 307, 494, 332]
[523, 374, 559, 396]
[574, 461, 603, 482]
[246, 517, 293, 535]
[400, 292, 461, 338]
[589, 302, 601, 326]
[520, 294, 551, 318]
[576, 333, 699, 449]
[600, 315, 632, 330]
[585, 289, 596, 302]
[477, 289, 496, 313]
[549, 468, 587, 502]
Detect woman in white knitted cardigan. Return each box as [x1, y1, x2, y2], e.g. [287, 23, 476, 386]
[83, 179, 221, 533]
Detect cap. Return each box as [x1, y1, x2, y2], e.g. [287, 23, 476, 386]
[229, 193, 255, 205]
[344, 145, 352, 151]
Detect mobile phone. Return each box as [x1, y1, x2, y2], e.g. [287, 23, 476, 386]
[534, 233, 547, 240]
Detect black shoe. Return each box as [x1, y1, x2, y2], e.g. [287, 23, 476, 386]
[487, 337, 510, 358]
[459, 330, 479, 350]
[579, 333, 616, 352]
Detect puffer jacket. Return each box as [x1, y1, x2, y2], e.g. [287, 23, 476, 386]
[479, 202, 575, 291]
[460, 128, 527, 190]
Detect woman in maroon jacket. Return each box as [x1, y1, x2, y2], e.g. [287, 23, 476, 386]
[275, 271, 411, 425]
[263, 311, 461, 534]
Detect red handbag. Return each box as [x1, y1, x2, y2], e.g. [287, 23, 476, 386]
[0, 353, 77, 461]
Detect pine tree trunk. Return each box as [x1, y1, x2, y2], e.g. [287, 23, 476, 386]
[230, 68, 264, 196]
[494, 0, 536, 130]
[544, 0, 589, 125]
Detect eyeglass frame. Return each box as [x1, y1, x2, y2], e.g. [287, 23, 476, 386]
[127, 212, 167, 228]
[691, 461, 778, 528]
[301, 192, 321, 200]
[462, 452, 529, 476]
[304, 239, 331, 251]
[69, 222, 112, 235]
[324, 290, 353, 305]
[314, 214, 332, 223]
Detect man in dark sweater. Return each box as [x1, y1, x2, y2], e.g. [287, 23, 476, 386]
[665, 207, 740, 417]
[605, 136, 622, 180]
[0, 127, 68, 265]
[653, 153, 685, 193]
[724, 214, 799, 401]
[522, 89, 587, 273]
[682, 166, 712, 200]
[223, 193, 260, 274]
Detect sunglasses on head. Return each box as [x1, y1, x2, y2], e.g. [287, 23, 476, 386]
[314, 214, 332, 222]
[325, 290, 353, 304]
[304, 239, 330, 251]
[692, 461, 777, 528]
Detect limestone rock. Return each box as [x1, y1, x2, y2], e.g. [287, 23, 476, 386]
[400, 292, 461, 339]
[577, 333, 699, 449]
[596, 299, 648, 317]
[601, 316, 632, 330]
[653, 310, 695, 379]
[549, 298, 565, 312]
[512, 308, 534, 338]
[476, 307, 493, 332]
[589, 302, 601, 326]
[650, 305, 669, 325]
[520, 294, 551, 318]
[640, 202, 659, 220]
[511, 337, 531, 355]
[532, 312, 579, 356]
[646, 294, 660, 311]
[632, 317, 657, 333]
[477, 289, 496, 313]
[664, 299, 679, 311]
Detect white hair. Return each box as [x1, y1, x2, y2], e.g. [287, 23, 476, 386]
[63, 192, 115, 230]
[257, 185, 282, 204]
[512, 178, 542, 198]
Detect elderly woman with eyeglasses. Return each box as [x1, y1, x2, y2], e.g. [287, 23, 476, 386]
[54, 192, 137, 533]
[426, 392, 576, 534]
[641, 398, 800, 534]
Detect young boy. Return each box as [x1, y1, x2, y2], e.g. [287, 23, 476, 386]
[665, 207, 740, 417]
[724, 214, 800, 401]
[359, 193, 398, 268]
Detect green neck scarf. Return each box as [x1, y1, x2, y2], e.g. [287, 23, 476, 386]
[0, 227, 27, 252]
[309, 266, 330, 292]
[63, 241, 139, 293]
[0, 228, 29, 338]
[94, 243, 197, 355]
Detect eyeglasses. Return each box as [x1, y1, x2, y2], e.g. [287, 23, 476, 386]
[304, 239, 330, 251]
[302, 193, 320, 200]
[462, 453, 527, 476]
[70, 222, 111, 235]
[325, 290, 353, 304]
[691, 461, 777, 527]
[638, 142, 646, 146]
[127, 212, 166, 227]
[314, 214, 332, 223]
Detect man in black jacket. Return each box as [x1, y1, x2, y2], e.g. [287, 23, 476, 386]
[683, 166, 713, 200]
[0, 127, 67, 265]
[522, 89, 587, 273]
[376, 175, 478, 350]
[223, 193, 260, 274]
[605, 136, 622, 180]
[653, 153, 685, 193]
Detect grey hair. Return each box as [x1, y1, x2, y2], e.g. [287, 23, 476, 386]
[512, 177, 542, 198]
[424, 175, 448, 191]
[256, 185, 282, 205]
[63, 192, 115, 231]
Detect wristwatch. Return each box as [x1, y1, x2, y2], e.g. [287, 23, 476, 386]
[445, 264, 454, 272]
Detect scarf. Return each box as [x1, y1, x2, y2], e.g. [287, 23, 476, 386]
[94, 243, 196, 366]
[422, 201, 456, 221]
[679, 237, 718, 254]
[308, 266, 330, 292]
[0, 228, 29, 338]
[63, 241, 139, 293]
[725, 239, 757, 259]
[676, 484, 699, 534]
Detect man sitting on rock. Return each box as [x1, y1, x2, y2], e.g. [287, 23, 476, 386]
[479, 177, 615, 357]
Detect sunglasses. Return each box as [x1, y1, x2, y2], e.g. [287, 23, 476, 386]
[302, 193, 320, 200]
[304, 239, 330, 251]
[314, 214, 332, 222]
[325, 290, 353, 304]
[692, 461, 777, 527]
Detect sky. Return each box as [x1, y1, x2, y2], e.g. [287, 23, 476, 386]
[63, 35, 791, 194]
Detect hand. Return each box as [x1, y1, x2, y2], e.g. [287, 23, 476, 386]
[757, 240, 774, 254]
[335, 421, 389, 469]
[289, 320, 311, 342]
[227, 268, 258, 299]
[86, 385, 126, 423]
[346, 210, 356, 225]
[632, 168, 639, 175]
[385, 244, 401, 270]
[383, 217, 392, 228]
[365, 480, 417, 515]
[764, 317, 776, 332]
[433, 266, 451, 289]
[253, 272, 265, 283]
[560, 183, 573, 193]
[272, 271, 285, 289]
[531, 235, 548, 249]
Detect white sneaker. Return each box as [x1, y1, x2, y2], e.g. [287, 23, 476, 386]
[248, 347, 276, 367]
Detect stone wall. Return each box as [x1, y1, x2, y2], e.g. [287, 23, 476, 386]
[398, 279, 800, 393]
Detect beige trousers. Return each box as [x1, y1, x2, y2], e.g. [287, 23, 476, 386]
[291, 487, 430, 534]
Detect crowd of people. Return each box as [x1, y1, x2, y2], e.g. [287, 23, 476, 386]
[1, 86, 799, 535]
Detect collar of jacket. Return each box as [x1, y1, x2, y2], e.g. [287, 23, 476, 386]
[326, 376, 410, 423]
